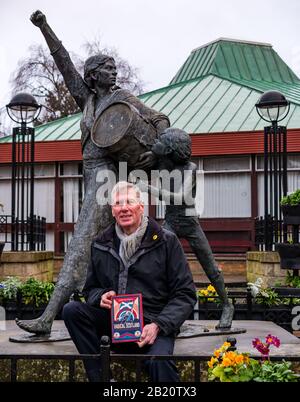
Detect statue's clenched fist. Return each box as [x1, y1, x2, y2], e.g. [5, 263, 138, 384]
[30, 10, 47, 28]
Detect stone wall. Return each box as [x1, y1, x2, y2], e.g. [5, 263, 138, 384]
[0, 251, 54, 282]
[247, 251, 286, 288]
[188, 253, 246, 283]
[52, 252, 247, 285]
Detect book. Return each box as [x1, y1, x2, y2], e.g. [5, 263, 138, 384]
[111, 293, 144, 343]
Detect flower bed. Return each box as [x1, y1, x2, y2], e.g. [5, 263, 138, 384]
[196, 285, 300, 332]
[208, 336, 299, 382]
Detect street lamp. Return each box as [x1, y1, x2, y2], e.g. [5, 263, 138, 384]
[255, 91, 290, 250]
[6, 92, 41, 124]
[6, 92, 43, 251]
[256, 91, 290, 124]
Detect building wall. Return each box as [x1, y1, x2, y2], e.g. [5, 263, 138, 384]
[1, 154, 300, 254]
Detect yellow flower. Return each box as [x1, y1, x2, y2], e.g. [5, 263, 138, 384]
[243, 355, 250, 364]
[202, 290, 209, 296]
[220, 342, 231, 351]
[226, 351, 237, 360]
[208, 357, 218, 368]
[207, 285, 216, 293]
[234, 354, 244, 365]
[222, 357, 232, 367]
[213, 349, 221, 358]
[223, 351, 237, 366]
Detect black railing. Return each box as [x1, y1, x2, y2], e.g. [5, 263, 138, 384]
[255, 215, 285, 251]
[0, 215, 12, 245]
[1, 336, 300, 382]
[0, 214, 46, 251]
[254, 216, 300, 251]
[196, 289, 298, 332]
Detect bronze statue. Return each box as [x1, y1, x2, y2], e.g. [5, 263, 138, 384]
[135, 128, 234, 329]
[16, 10, 170, 335]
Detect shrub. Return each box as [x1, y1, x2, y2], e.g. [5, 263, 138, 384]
[0, 277, 22, 302]
[280, 189, 300, 206]
[20, 278, 55, 307]
[0, 276, 54, 307]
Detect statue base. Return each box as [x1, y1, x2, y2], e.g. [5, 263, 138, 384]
[9, 329, 71, 343]
[177, 321, 246, 339]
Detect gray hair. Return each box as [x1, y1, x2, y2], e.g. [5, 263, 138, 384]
[111, 181, 143, 204]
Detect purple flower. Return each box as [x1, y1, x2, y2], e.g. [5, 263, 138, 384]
[266, 334, 280, 348]
[252, 334, 281, 357]
[256, 343, 270, 356]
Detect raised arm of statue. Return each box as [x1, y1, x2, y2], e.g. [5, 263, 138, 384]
[30, 10, 89, 111]
[137, 170, 194, 205]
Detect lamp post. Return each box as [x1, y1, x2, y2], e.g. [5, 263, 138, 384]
[255, 91, 290, 250]
[6, 93, 41, 251]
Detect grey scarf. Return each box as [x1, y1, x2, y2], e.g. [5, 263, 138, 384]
[115, 215, 148, 267]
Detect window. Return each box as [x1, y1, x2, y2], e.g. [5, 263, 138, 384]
[203, 156, 251, 172]
[155, 156, 251, 219]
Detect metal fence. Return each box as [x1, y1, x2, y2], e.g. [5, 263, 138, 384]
[0, 214, 46, 251]
[196, 288, 298, 332]
[255, 215, 285, 251]
[1, 336, 300, 382]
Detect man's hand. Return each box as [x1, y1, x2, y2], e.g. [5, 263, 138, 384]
[136, 151, 157, 170]
[100, 290, 116, 309]
[137, 323, 160, 348]
[30, 10, 47, 28]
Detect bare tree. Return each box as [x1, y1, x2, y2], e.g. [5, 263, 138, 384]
[10, 39, 145, 125]
[11, 44, 80, 124]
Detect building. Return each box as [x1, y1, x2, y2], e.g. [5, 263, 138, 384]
[1, 38, 300, 255]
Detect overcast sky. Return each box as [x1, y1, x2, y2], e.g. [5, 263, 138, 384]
[1, 0, 300, 130]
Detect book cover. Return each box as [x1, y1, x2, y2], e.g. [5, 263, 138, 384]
[111, 293, 144, 343]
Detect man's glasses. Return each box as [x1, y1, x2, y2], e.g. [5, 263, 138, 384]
[112, 199, 140, 207]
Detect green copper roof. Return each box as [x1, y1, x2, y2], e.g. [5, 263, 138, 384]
[170, 38, 299, 85]
[0, 113, 82, 143]
[139, 75, 300, 133]
[1, 38, 300, 144]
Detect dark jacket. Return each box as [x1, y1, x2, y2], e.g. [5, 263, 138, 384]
[82, 218, 197, 336]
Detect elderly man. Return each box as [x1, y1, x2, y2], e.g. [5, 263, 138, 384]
[63, 181, 196, 382]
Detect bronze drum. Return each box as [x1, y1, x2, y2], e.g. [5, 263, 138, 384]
[91, 101, 158, 167]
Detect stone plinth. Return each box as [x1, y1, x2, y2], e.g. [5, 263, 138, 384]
[247, 251, 286, 288]
[0, 251, 54, 282]
[0, 320, 299, 358]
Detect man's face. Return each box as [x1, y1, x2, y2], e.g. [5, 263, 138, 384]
[112, 188, 144, 234]
[92, 60, 117, 88]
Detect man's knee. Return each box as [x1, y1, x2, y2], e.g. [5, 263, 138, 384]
[62, 301, 83, 322]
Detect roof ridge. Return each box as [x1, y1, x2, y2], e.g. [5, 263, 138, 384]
[191, 38, 273, 53]
[171, 38, 299, 86]
[139, 74, 211, 99]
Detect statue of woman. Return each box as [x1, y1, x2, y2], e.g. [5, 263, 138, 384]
[16, 10, 170, 334]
